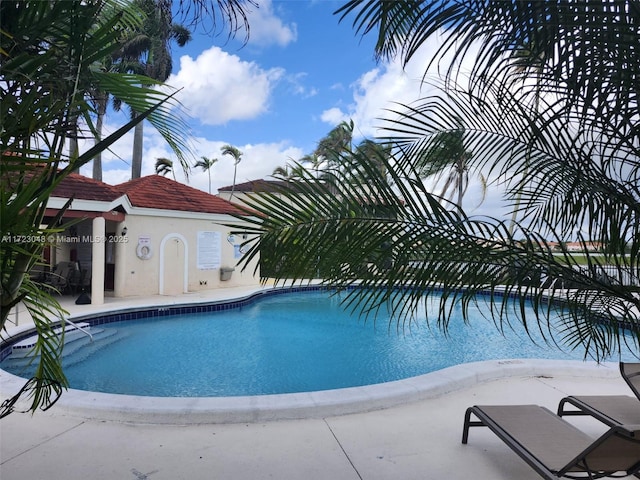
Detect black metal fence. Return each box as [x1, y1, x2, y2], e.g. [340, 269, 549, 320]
[579, 264, 640, 287]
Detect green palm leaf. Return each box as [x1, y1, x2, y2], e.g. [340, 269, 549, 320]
[1, 0, 193, 415]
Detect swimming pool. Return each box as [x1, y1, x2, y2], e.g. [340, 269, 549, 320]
[2, 288, 636, 398]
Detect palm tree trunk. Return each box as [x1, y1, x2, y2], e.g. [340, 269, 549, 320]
[508, 91, 540, 235]
[92, 94, 107, 181]
[68, 112, 80, 172]
[230, 164, 238, 200]
[132, 118, 143, 179]
[456, 158, 465, 209]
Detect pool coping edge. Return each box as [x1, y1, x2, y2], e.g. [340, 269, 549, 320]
[0, 358, 621, 424]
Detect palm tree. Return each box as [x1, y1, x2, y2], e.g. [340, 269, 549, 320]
[414, 129, 485, 210]
[315, 119, 355, 170]
[194, 155, 218, 194]
[0, 0, 192, 417]
[120, 0, 192, 179]
[507, 36, 547, 234]
[231, 0, 640, 360]
[295, 121, 357, 182]
[352, 138, 394, 187]
[155, 157, 175, 180]
[272, 165, 289, 177]
[221, 144, 243, 200]
[91, 90, 108, 181]
[299, 152, 323, 179]
[90, 2, 145, 182]
[272, 163, 307, 180]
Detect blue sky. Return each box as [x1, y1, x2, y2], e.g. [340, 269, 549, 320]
[79, 0, 499, 216]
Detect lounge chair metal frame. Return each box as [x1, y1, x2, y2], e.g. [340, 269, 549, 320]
[558, 363, 640, 428]
[558, 395, 640, 428]
[621, 363, 640, 400]
[463, 404, 640, 480]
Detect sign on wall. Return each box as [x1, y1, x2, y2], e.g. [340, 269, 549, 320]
[197, 231, 221, 270]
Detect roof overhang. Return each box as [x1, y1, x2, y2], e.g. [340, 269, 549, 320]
[45, 194, 132, 222]
[125, 205, 247, 222]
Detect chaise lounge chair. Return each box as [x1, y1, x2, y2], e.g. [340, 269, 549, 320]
[622, 363, 640, 399]
[557, 363, 640, 428]
[462, 404, 640, 479]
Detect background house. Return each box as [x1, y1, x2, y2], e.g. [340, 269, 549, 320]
[218, 179, 295, 205]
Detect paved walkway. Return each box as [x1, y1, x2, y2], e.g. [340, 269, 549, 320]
[1, 367, 631, 480]
[1, 288, 636, 479]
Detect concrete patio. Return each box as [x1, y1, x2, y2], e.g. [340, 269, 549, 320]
[1, 366, 632, 480]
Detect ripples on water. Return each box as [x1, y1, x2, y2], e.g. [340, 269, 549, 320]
[2, 290, 637, 396]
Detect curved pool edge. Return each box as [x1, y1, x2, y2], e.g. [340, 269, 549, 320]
[0, 359, 622, 424]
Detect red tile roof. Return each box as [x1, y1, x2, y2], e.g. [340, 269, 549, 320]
[116, 175, 245, 215]
[51, 173, 121, 202]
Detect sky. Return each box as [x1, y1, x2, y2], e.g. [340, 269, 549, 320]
[79, 0, 503, 217]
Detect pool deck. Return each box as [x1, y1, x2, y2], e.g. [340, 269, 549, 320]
[1, 286, 638, 479]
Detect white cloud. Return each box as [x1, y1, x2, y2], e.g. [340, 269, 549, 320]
[286, 72, 318, 98]
[321, 31, 475, 139]
[319, 107, 346, 125]
[316, 36, 509, 219]
[245, 0, 297, 47]
[167, 46, 285, 126]
[321, 51, 435, 139]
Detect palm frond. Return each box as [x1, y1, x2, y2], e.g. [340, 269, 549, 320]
[229, 128, 639, 359]
[337, 1, 640, 141]
[1, 0, 194, 415]
[94, 72, 191, 169]
[173, 0, 254, 43]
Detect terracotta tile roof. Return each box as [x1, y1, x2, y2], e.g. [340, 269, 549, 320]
[117, 175, 245, 215]
[51, 173, 121, 202]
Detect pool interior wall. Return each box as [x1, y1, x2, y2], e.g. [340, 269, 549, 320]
[0, 286, 628, 423]
[0, 357, 623, 424]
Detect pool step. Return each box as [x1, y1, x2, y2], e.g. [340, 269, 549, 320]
[10, 322, 93, 358]
[2, 328, 124, 373]
[61, 328, 128, 369]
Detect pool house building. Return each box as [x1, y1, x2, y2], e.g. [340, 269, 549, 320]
[41, 174, 260, 305]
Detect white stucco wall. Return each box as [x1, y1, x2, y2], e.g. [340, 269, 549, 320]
[113, 212, 260, 297]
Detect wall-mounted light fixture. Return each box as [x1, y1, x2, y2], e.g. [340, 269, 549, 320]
[121, 226, 128, 236]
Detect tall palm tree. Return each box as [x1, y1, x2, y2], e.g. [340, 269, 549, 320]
[90, 2, 145, 182]
[155, 157, 175, 180]
[299, 152, 323, 179]
[272, 163, 307, 180]
[231, 0, 640, 361]
[194, 155, 218, 194]
[91, 90, 108, 181]
[355, 139, 391, 172]
[507, 36, 547, 234]
[414, 129, 485, 210]
[120, 0, 192, 179]
[221, 144, 243, 200]
[315, 119, 355, 170]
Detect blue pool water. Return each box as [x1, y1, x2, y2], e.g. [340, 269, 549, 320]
[2, 290, 637, 397]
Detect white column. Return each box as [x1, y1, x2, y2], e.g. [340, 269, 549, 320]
[91, 216, 105, 305]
